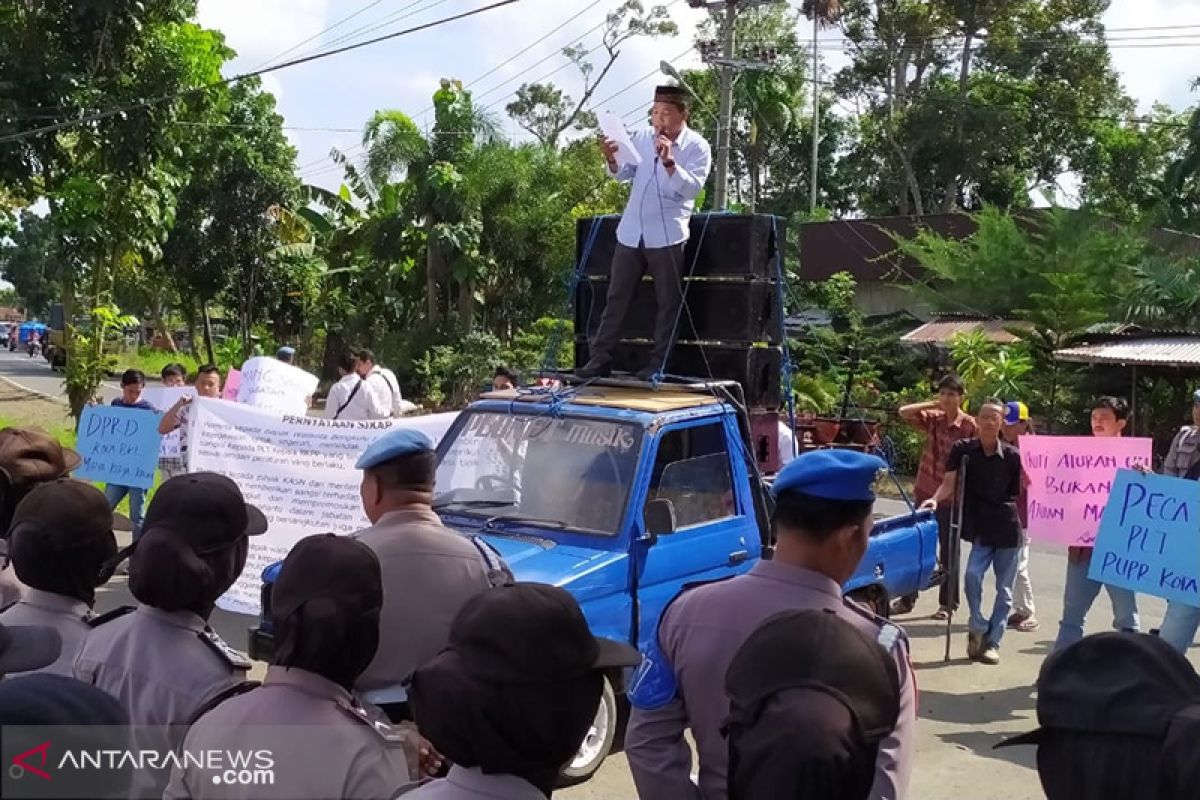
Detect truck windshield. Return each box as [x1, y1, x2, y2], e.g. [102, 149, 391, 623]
[435, 411, 643, 536]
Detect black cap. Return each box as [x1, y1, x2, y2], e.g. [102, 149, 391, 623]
[271, 534, 382, 623]
[8, 479, 118, 603]
[142, 472, 268, 548]
[725, 609, 901, 743]
[0, 622, 61, 676]
[447, 583, 641, 683]
[654, 85, 688, 103]
[997, 632, 1200, 748]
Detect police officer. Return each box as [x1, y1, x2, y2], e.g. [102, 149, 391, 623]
[351, 428, 509, 721]
[625, 449, 915, 800]
[165, 533, 421, 799]
[75, 472, 266, 723]
[402, 583, 642, 798]
[0, 427, 82, 608]
[724, 610, 902, 800]
[0, 479, 118, 675]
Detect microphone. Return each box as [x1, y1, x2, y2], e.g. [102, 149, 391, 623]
[654, 128, 666, 169]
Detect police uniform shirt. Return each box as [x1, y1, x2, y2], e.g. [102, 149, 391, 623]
[398, 766, 542, 800]
[74, 604, 247, 726]
[0, 561, 26, 610]
[352, 509, 495, 695]
[164, 666, 418, 800]
[0, 589, 91, 677]
[625, 559, 915, 800]
[1164, 426, 1200, 478]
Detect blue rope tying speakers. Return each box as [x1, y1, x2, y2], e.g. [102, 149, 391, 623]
[651, 209, 717, 387]
[772, 215, 798, 454]
[541, 215, 604, 376]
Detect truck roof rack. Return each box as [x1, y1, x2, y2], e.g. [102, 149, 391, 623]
[547, 372, 745, 399]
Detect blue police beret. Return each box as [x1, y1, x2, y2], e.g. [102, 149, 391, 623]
[276, 346, 296, 356]
[772, 449, 887, 502]
[355, 428, 435, 470]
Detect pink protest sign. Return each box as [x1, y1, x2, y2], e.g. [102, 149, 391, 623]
[1020, 436, 1152, 547]
[222, 368, 241, 400]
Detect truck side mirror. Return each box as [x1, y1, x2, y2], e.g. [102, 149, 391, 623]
[644, 499, 677, 541]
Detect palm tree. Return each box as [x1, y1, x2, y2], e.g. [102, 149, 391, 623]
[801, 0, 841, 212]
[360, 80, 499, 329]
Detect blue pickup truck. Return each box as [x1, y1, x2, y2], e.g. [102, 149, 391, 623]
[250, 379, 938, 780]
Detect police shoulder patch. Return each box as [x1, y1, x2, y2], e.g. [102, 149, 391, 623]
[199, 628, 253, 671]
[188, 680, 261, 727]
[87, 605, 135, 628]
[336, 699, 411, 745]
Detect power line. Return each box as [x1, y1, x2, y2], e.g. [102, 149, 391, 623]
[289, 0, 454, 60]
[0, 0, 521, 147]
[252, 0, 404, 69]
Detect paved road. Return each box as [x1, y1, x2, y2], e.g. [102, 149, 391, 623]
[0, 349, 122, 404]
[2, 352, 1195, 798]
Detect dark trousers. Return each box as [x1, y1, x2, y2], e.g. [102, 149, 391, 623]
[588, 241, 686, 373]
[938, 505, 960, 610]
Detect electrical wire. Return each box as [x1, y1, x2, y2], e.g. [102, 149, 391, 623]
[0, 0, 521, 146]
[252, 0, 406, 70]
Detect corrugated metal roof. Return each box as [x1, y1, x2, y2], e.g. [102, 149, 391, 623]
[1054, 337, 1200, 368]
[901, 318, 1027, 344]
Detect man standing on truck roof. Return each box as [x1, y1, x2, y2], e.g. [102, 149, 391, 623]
[578, 85, 713, 383]
[350, 428, 511, 723]
[892, 374, 977, 618]
[625, 449, 915, 800]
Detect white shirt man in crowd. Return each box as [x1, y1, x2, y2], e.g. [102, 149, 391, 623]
[355, 348, 403, 419]
[326, 352, 377, 421]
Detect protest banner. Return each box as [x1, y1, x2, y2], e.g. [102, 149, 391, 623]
[142, 386, 194, 459]
[73, 405, 162, 489]
[1089, 469, 1200, 606]
[187, 398, 458, 614]
[222, 368, 241, 400]
[1020, 436, 1152, 547]
[234, 357, 317, 415]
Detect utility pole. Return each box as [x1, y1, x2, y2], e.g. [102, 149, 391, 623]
[714, 0, 736, 211]
[809, 12, 819, 213]
[689, 0, 781, 211]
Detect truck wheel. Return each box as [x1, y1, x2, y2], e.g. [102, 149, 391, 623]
[560, 675, 617, 784]
[849, 585, 890, 619]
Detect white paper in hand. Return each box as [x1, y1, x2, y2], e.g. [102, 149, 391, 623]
[600, 112, 642, 168]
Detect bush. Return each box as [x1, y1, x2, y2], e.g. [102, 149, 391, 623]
[414, 331, 506, 408]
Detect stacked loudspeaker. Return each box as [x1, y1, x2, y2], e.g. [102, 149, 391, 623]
[573, 213, 787, 411]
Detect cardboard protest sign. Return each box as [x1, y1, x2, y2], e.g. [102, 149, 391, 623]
[142, 386, 194, 459]
[1019, 436, 1152, 547]
[1089, 469, 1200, 607]
[74, 405, 162, 489]
[222, 368, 241, 400]
[235, 357, 317, 416]
[187, 399, 458, 615]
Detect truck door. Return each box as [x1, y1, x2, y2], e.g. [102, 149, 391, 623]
[633, 417, 757, 651]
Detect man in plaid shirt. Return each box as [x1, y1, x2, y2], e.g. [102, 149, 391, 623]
[892, 374, 977, 617]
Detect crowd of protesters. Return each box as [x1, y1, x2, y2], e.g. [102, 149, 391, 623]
[0, 364, 1198, 799]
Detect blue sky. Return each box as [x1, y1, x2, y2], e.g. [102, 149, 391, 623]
[195, 0, 1200, 192]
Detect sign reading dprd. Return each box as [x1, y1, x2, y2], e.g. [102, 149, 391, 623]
[74, 405, 162, 489]
[1089, 469, 1200, 607]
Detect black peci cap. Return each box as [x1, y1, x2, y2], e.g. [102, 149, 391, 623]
[997, 632, 1200, 748]
[725, 609, 901, 743]
[446, 583, 641, 684]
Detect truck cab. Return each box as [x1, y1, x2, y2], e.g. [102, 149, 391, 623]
[251, 380, 937, 780]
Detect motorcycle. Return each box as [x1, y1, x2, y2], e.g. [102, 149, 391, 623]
[27, 339, 39, 358]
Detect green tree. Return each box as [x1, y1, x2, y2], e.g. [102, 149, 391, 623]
[504, 1, 678, 148]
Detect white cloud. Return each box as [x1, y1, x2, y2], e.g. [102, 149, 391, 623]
[1103, 0, 1199, 112]
[197, 0, 332, 67]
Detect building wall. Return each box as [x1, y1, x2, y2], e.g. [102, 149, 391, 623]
[854, 283, 931, 319]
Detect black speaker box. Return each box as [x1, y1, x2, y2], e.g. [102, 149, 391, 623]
[575, 214, 785, 280]
[573, 339, 782, 409]
[574, 278, 783, 345]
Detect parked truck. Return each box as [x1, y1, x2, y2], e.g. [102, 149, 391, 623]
[249, 379, 938, 780]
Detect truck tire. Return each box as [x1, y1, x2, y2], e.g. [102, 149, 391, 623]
[849, 584, 891, 619]
[559, 675, 617, 784]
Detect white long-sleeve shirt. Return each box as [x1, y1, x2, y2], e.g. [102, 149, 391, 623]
[610, 124, 712, 249]
[325, 373, 375, 420]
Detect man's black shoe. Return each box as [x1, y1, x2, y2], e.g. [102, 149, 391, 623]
[576, 361, 611, 380]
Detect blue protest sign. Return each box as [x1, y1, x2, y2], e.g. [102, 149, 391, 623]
[74, 405, 162, 490]
[1089, 469, 1200, 607]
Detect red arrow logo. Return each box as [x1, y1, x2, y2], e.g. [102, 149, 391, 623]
[12, 741, 52, 780]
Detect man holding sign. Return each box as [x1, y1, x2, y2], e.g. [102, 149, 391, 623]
[1053, 397, 1142, 652]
